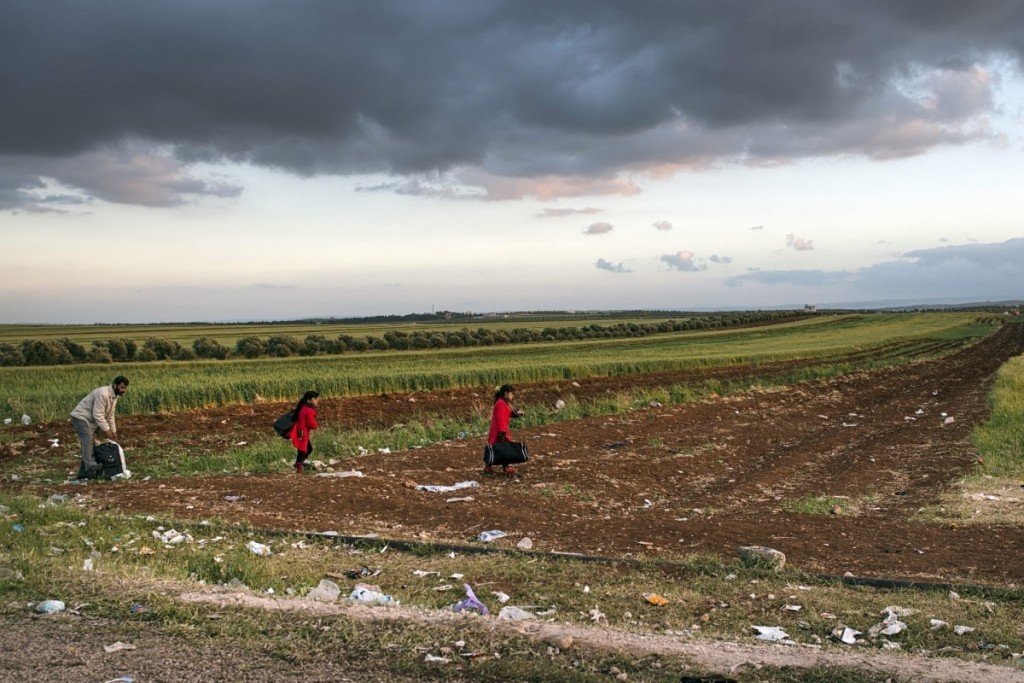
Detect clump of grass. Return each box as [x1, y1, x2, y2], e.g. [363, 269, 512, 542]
[973, 355, 1024, 478]
[782, 495, 848, 515]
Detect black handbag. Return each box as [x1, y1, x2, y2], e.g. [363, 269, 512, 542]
[483, 440, 529, 466]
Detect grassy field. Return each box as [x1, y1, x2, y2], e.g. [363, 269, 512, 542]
[1, 492, 1022, 680]
[0, 313, 711, 347]
[0, 313, 995, 421]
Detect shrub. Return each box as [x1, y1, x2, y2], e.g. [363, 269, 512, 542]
[193, 337, 230, 360]
[175, 347, 197, 361]
[143, 337, 181, 360]
[21, 340, 73, 365]
[235, 336, 268, 358]
[136, 347, 158, 362]
[267, 335, 302, 357]
[0, 343, 25, 366]
[87, 346, 113, 364]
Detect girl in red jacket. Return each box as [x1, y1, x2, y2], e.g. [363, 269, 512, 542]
[290, 390, 320, 474]
[485, 384, 524, 475]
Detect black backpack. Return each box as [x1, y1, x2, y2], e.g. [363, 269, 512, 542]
[93, 442, 128, 479]
[273, 412, 295, 439]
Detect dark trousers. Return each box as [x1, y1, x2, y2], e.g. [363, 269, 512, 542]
[295, 441, 313, 465]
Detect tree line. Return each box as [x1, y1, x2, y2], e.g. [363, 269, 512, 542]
[0, 311, 809, 366]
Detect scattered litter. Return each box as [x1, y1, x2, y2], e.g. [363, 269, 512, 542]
[832, 626, 861, 644]
[516, 537, 533, 550]
[869, 608, 907, 637]
[349, 584, 396, 606]
[915, 409, 924, 415]
[477, 530, 507, 543]
[841, 422, 858, 428]
[417, 481, 480, 493]
[377, 447, 391, 454]
[223, 495, 244, 502]
[12, 524, 24, 533]
[588, 607, 606, 622]
[643, 499, 654, 509]
[103, 642, 136, 654]
[246, 541, 272, 556]
[944, 416, 955, 425]
[138, 546, 155, 556]
[498, 606, 536, 621]
[340, 566, 381, 579]
[930, 619, 949, 630]
[782, 604, 802, 612]
[424, 654, 451, 663]
[153, 529, 189, 545]
[491, 591, 510, 604]
[357, 446, 368, 455]
[433, 584, 455, 591]
[752, 626, 792, 643]
[129, 604, 148, 615]
[306, 579, 341, 603]
[412, 570, 440, 578]
[949, 591, 961, 600]
[450, 573, 464, 579]
[21, 414, 30, 425]
[445, 496, 474, 503]
[234, 441, 248, 446]
[453, 584, 489, 615]
[317, 470, 364, 478]
[882, 640, 902, 650]
[554, 399, 566, 410]
[644, 593, 668, 606]
[649, 401, 663, 408]
[35, 600, 65, 614]
[48, 494, 68, 505]
[2, 418, 9, 425]
[82, 558, 94, 571]
[102, 677, 135, 683]
[954, 625, 975, 635]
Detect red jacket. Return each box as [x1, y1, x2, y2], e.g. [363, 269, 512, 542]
[487, 399, 513, 445]
[290, 404, 319, 451]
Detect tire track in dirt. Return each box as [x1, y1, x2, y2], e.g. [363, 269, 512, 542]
[74, 325, 1024, 582]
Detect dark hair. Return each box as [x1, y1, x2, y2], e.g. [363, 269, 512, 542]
[112, 375, 129, 386]
[293, 390, 320, 420]
[494, 384, 514, 402]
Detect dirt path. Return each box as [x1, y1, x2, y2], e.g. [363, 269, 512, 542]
[76, 324, 1024, 584]
[177, 588, 1024, 683]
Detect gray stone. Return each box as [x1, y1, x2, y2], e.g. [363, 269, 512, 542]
[307, 579, 341, 602]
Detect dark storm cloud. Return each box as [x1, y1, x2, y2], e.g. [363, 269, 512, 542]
[2, 0, 1023, 208]
[726, 238, 1024, 299]
[595, 258, 631, 273]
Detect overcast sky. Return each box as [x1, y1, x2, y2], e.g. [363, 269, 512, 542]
[2, 1, 1023, 323]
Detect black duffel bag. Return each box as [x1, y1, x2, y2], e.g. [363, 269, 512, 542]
[483, 440, 529, 467]
[93, 441, 128, 479]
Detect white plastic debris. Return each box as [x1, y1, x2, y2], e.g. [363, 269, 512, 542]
[424, 654, 450, 663]
[377, 447, 391, 454]
[915, 409, 924, 415]
[882, 640, 902, 650]
[492, 591, 511, 603]
[349, 584, 397, 606]
[930, 619, 949, 630]
[445, 496, 474, 503]
[36, 600, 65, 614]
[516, 537, 533, 550]
[752, 626, 792, 643]
[412, 570, 440, 577]
[247, 541, 272, 556]
[477, 530, 507, 542]
[832, 626, 861, 644]
[103, 642, 136, 654]
[782, 604, 802, 612]
[2, 418, 10, 425]
[21, 414, 31, 426]
[317, 470, 364, 478]
[307, 579, 341, 602]
[944, 416, 955, 425]
[588, 607, 606, 622]
[649, 401, 663, 408]
[954, 625, 975, 635]
[554, 399, 566, 410]
[82, 558, 94, 571]
[153, 529, 188, 545]
[498, 606, 537, 621]
[417, 481, 480, 493]
[869, 609, 907, 637]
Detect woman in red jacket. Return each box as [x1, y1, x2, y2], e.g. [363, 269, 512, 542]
[485, 384, 524, 475]
[290, 390, 320, 474]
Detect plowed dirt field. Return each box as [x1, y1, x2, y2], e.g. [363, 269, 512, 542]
[30, 324, 1024, 584]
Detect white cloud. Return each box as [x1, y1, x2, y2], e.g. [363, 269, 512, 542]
[653, 220, 673, 231]
[785, 233, 815, 251]
[660, 250, 704, 272]
[584, 221, 614, 235]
